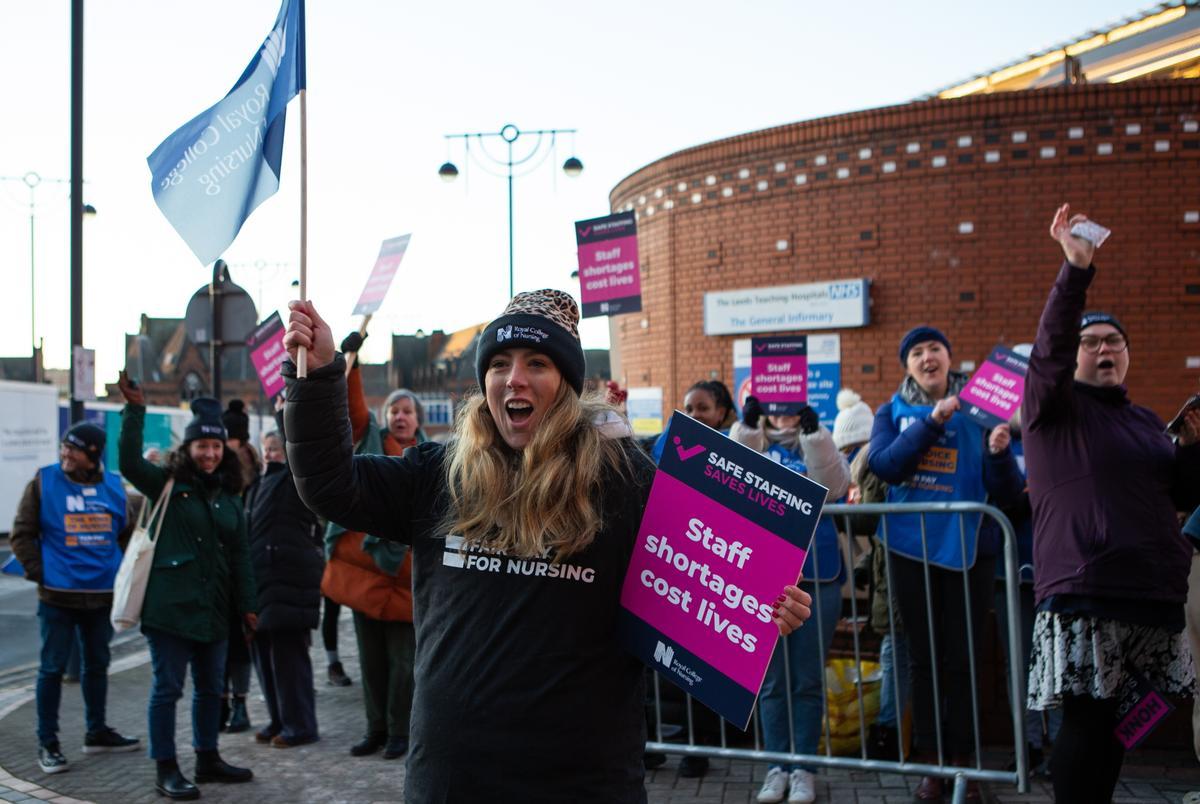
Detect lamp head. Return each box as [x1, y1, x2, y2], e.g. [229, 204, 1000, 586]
[438, 162, 459, 182]
[562, 156, 583, 177]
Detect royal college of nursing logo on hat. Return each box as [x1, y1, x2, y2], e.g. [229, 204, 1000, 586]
[497, 324, 549, 345]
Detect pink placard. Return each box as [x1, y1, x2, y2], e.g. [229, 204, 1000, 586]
[576, 212, 642, 317]
[620, 471, 808, 691]
[353, 234, 411, 316]
[961, 346, 1029, 429]
[247, 312, 287, 399]
[750, 337, 808, 415]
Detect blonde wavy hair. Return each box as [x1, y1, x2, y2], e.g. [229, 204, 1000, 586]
[443, 381, 634, 559]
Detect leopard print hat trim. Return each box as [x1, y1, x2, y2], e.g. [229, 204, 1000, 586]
[499, 289, 580, 339]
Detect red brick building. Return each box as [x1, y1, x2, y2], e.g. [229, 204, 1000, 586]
[609, 81, 1200, 420]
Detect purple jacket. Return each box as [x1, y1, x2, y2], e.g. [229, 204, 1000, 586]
[1023, 262, 1200, 606]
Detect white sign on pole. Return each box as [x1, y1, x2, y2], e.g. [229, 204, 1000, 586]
[704, 279, 869, 336]
[626, 387, 664, 436]
[73, 346, 96, 401]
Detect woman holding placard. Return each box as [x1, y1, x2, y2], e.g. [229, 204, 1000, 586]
[867, 328, 1022, 800]
[1023, 204, 1200, 803]
[731, 397, 849, 804]
[278, 289, 814, 804]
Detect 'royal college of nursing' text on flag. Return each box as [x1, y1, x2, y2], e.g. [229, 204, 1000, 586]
[147, 0, 305, 266]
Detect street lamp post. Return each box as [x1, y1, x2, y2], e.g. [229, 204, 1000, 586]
[1, 172, 95, 384]
[438, 123, 583, 298]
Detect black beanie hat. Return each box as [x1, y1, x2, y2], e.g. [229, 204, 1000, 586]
[184, 397, 228, 443]
[63, 422, 106, 461]
[1080, 310, 1128, 341]
[221, 399, 250, 442]
[476, 289, 586, 394]
[898, 325, 952, 364]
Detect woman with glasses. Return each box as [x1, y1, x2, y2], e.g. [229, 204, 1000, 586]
[1024, 204, 1200, 803]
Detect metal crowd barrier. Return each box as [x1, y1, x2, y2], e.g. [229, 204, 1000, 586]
[644, 501, 1029, 803]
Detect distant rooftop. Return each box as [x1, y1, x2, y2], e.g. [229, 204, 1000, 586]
[930, 2, 1200, 99]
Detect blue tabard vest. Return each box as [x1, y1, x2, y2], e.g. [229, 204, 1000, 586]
[883, 395, 986, 570]
[763, 443, 844, 583]
[38, 465, 127, 592]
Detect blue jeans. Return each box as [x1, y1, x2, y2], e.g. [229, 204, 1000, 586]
[758, 579, 842, 772]
[877, 632, 910, 729]
[144, 627, 227, 760]
[36, 602, 113, 746]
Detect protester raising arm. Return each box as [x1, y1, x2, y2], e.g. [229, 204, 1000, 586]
[1023, 203, 1099, 430]
[282, 301, 435, 545]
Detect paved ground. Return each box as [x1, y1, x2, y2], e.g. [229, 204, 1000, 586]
[1, 610, 1199, 803]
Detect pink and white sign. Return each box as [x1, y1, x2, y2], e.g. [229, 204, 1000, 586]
[1114, 671, 1175, 750]
[961, 345, 1029, 429]
[576, 211, 641, 318]
[750, 337, 808, 415]
[247, 311, 287, 399]
[353, 234, 411, 316]
[617, 412, 828, 728]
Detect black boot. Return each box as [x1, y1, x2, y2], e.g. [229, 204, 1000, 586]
[225, 697, 250, 734]
[155, 758, 200, 800]
[217, 698, 230, 733]
[193, 750, 253, 784]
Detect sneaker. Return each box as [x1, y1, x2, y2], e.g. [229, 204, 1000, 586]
[788, 769, 816, 804]
[38, 743, 69, 774]
[757, 766, 787, 804]
[82, 727, 140, 754]
[327, 661, 353, 687]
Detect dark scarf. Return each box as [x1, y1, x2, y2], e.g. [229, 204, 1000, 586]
[897, 370, 969, 407]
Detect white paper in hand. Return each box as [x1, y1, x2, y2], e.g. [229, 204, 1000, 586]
[1070, 219, 1112, 248]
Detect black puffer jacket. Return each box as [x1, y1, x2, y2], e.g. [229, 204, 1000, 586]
[283, 355, 656, 804]
[245, 416, 323, 632]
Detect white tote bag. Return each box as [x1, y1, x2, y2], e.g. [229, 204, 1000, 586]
[110, 478, 174, 632]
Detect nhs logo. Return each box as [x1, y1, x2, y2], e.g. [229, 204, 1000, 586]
[653, 640, 674, 670]
[828, 281, 862, 300]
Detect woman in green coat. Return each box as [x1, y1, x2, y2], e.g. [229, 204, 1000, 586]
[117, 374, 258, 801]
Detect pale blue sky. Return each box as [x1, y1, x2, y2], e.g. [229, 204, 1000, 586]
[0, 0, 1148, 392]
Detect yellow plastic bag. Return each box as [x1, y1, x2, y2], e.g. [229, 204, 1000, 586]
[817, 658, 881, 756]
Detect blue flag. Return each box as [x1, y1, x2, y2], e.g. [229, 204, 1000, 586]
[148, 0, 305, 265]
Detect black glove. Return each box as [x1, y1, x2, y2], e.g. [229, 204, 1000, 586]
[340, 331, 367, 354]
[742, 396, 763, 430]
[797, 404, 820, 435]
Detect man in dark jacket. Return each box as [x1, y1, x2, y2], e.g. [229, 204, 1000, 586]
[10, 422, 140, 774]
[245, 407, 323, 747]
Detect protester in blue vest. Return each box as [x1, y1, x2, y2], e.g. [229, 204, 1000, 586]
[731, 396, 850, 804]
[651, 380, 736, 464]
[868, 326, 1023, 801]
[10, 422, 140, 775]
[1023, 205, 1200, 803]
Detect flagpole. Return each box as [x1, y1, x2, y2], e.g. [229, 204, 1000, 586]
[297, 86, 308, 378]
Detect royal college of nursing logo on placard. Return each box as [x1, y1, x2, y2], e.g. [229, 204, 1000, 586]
[653, 641, 674, 670]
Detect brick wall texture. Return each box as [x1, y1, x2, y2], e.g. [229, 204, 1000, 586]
[609, 81, 1200, 420]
